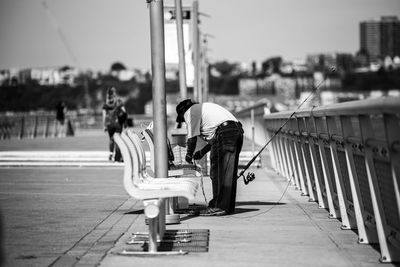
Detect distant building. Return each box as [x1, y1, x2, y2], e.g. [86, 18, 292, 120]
[21, 66, 78, 86]
[110, 69, 136, 81]
[306, 53, 337, 72]
[238, 72, 340, 100]
[0, 68, 19, 86]
[360, 16, 400, 62]
[1, 66, 79, 86]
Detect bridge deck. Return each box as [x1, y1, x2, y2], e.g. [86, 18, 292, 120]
[102, 166, 387, 267]
[0, 130, 394, 266]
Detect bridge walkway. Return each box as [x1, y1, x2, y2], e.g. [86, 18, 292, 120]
[0, 129, 393, 266]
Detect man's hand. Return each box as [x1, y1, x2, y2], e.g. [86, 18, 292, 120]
[193, 144, 211, 160]
[193, 151, 203, 160]
[185, 154, 193, 164]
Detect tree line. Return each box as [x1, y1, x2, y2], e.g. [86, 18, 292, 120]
[1, 59, 399, 112]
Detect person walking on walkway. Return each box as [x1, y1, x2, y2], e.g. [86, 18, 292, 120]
[102, 87, 127, 162]
[176, 99, 244, 216]
[55, 100, 67, 137]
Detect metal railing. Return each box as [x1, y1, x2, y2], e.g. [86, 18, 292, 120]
[0, 112, 73, 139]
[262, 97, 400, 263]
[0, 111, 154, 140]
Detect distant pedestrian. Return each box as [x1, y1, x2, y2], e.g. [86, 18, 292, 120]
[176, 99, 244, 216]
[102, 87, 127, 161]
[55, 100, 67, 137]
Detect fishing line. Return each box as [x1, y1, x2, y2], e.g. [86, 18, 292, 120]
[227, 176, 293, 219]
[237, 67, 336, 185]
[194, 159, 208, 205]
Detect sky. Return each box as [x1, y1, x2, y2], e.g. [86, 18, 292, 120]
[0, 0, 399, 71]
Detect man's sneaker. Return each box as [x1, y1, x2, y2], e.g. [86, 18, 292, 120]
[199, 207, 227, 216]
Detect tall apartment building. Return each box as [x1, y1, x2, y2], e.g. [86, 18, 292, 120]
[360, 16, 400, 61]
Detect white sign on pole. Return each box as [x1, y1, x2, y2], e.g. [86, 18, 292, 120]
[164, 8, 194, 87]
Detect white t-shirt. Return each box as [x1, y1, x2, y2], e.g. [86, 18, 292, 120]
[184, 102, 237, 141]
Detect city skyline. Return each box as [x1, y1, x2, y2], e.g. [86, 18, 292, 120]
[0, 0, 399, 71]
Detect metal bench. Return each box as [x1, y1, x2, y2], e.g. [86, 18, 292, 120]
[125, 129, 201, 182]
[142, 128, 203, 176]
[114, 132, 200, 255]
[128, 128, 203, 212]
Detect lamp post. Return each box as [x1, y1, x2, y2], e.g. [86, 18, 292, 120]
[192, 0, 200, 102]
[174, 0, 187, 100]
[148, 0, 168, 179]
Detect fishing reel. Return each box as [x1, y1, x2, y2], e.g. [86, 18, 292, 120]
[238, 172, 256, 185]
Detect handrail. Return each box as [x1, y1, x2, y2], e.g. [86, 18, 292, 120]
[262, 96, 400, 263]
[235, 101, 268, 117]
[263, 96, 400, 119]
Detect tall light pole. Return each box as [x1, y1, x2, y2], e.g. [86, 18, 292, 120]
[201, 33, 213, 102]
[202, 37, 209, 102]
[174, 0, 187, 100]
[192, 0, 200, 102]
[148, 0, 168, 179]
[147, 0, 169, 252]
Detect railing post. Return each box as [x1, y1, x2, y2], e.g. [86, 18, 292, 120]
[33, 116, 38, 138]
[293, 117, 314, 198]
[275, 120, 286, 175]
[341, 116, 378, 244]
[278, 125, 290, 180]
[284, 120, 296, 184]
[383, 114, 400, 221]
[289, 118, 305, 193]
[306, 116, 328, 209]
[314, 116, 339, 218]
[360, 114, 399, 262]
[327, 115, 356, 229]
[19, 116, 25, 139]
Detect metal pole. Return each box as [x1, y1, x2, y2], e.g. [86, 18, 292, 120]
[192, 0, 199, 102]
[202, 38, 208, 102]
[198, 31, 203, 103]
[149, 0, 168, 178]
[174, 0, 187, 100]
[205, 61, 209, 101]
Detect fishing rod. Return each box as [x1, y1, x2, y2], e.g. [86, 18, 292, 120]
[238, 67, 336, 185]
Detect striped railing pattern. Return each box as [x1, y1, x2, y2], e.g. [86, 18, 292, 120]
[261, 97, 400, 263]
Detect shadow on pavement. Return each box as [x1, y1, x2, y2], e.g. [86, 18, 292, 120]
[236, 201, 286, 206]
[125, 209, 144, 215]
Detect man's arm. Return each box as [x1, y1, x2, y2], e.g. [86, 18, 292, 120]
[185, 137, 197, 164]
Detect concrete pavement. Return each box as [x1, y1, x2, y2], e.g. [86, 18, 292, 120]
[101, 167, 391, 267]
[0, 130, 395, 266]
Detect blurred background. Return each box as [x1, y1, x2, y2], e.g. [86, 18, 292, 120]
[0, 0, 399, 137]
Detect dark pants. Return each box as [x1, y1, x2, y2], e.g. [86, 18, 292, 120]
[107, 124, 122, 161]
[209, 122, 243, 214]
